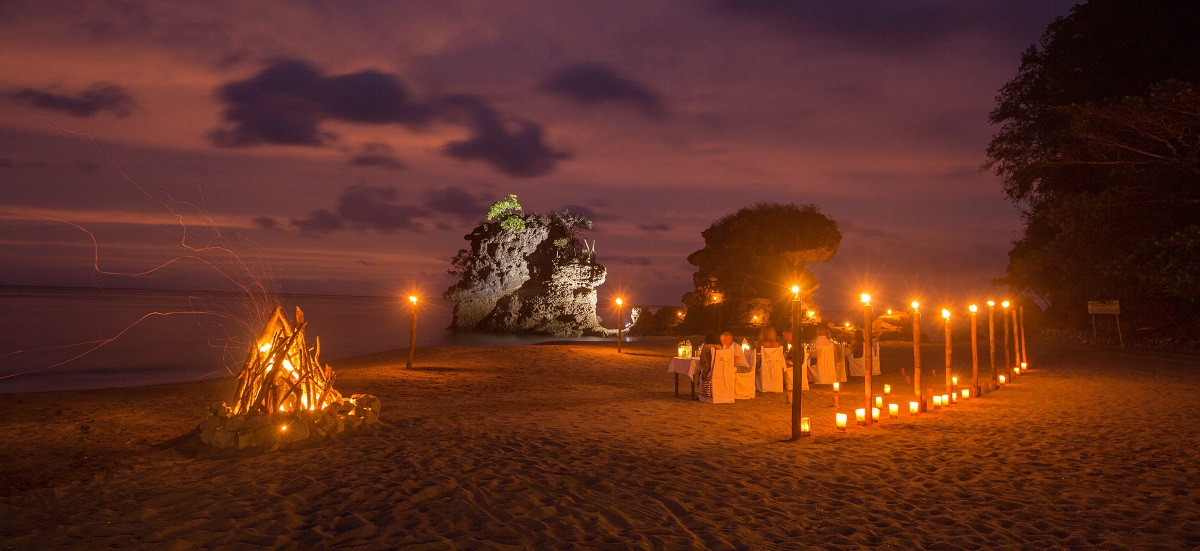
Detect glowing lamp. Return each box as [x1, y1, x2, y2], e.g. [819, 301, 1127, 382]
[887, 309, 893, 315]
[806, 310, 815, 319]
[860, 293, 871, 305]
[741, 342, 750, 351]
[790, 285, 801, 295]
[855, 408, 866, 425]
[800, 417, 811, 437]
[1013, 367, 1020, 375]
[999, 374, 1007, 385]
[833, 382, 840, 393]
[888, 403, 899, 419]
[1020, 362, 1027, 371]
[883, 384, 891, 394]
[280, 425, 288, 432]
[844, 322, 851, 328]
[875, 396, 883, 408]
[911, 301, 920, 310]
[961, 389, 970, 400]
[969, 304, 978, 313]
[942, 393, 951, 406]
[950, 392, 958, 404]
[987, 300, 995, 307]
[909, 401, 920, 415]
[1002, 300, 1010, 308]
[871, 407, 881, 422]
[932, 395, 942, 408]
[615, 298, 623, 306]
[836, 413, 848, 431]
[941, 309, 951, 320]
[952, 376, 958, 386]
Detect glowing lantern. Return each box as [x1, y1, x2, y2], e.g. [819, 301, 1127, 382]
[800, 417, 811, 437]
[909, 401, 920, 415]
[888, 403, 899, 418]
[855, 408, 866, 425]
[932, 395, 942, 409]
[871, 407, 881, 422]
[836, 413, 848, 431]
[875, 396, 883, 408]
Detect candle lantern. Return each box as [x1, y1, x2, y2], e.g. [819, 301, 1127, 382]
[1020, 362, 1027, 372]
[833, 382, 840, 393]
[999, 374, 1007, 385]
[950, 392, 958, 404]
[871, 407, 881, 422]
[836, 413, 848, 431]
[951, 376, 958, 387]
[875, 396, 883, 409]
[888, 403, 899, 418]
[909, 401, 920, 415]
[962, 389, 970, 400]
[941, 393, 950, 406]
[932, 395, 942, 409]
[800, 417, 811, 437]
[855, 408, 866, 425]
[884, 384, 891, 395]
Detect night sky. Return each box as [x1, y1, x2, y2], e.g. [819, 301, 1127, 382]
[0, 1, 1078, 312]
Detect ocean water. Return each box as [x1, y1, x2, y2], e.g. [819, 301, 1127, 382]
[0, 287, 574, 393]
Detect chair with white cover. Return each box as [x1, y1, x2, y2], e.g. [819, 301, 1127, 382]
[735, 349, 755, 399]
[846, 341, 882, 377]
[757, 347, 785, 393]
[702, 349, 736, 404]
[809, 340, 839, 384]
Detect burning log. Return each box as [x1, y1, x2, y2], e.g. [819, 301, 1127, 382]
[196, 306, 379, 451]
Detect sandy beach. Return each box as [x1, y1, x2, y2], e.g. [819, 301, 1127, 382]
[2, 338, 1199, 549]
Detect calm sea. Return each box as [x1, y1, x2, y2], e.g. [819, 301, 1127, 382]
[0, 286, 577, 393]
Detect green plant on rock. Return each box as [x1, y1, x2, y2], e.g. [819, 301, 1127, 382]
[487, 194, 526, 232]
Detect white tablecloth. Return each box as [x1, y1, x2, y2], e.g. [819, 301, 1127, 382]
[667, 357, 698, 380]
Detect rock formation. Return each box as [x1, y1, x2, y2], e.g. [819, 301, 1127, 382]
[445, 203, 609, 337]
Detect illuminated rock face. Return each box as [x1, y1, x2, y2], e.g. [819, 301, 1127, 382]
[444, 218, 609, 337]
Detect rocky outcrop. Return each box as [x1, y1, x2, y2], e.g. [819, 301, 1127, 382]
[445, 215, 609, 337]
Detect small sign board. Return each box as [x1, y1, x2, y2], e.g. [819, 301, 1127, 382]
[1087, 300, 1120, 315]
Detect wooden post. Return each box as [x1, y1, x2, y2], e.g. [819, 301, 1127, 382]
[616, 298, 624, 354]
[1011, 308, 1020, 377]
[862, 296, 874, 426]
[912, 303, 923, 410]
[970, 305, 980, 395]
[674, 372, 679, 397]
[406, 297, 417, 369]
[943, 309, 952, 394]
[1092, 314, 1099, 344]
[1002, 303, 1011, 378]
[790, 293, 804, 440]
[1019, 306, 1028, 366]
[988, 302, 996, 386]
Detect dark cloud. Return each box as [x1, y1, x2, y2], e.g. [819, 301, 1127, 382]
[615, 256, 653, 266]
[425, 186, 490, 220]
[252, 216, 278, 230]
[540, 63, 665, 117]
[638, 223, 671, 233]
[9, 82, 135, 118]
[291, 208, 344, 235]
[437, 94, 568, 178]
[210, 59, 565, 177]
[292, 185, 429, 236]
[209, 59, 431, 147]
[348, 142, 404, 170]
[0, 158, 50, 169]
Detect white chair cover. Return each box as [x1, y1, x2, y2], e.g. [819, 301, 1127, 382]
[735, 349, 755, 399]
[809, 341, 839, 384]
[846, 341, 882, 376]
[757, 347, 784, 393]
[703, 349, 736, 404]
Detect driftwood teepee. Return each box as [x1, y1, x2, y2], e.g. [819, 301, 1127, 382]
[197, 306, 380, 451]
[232, 306, 340, 416]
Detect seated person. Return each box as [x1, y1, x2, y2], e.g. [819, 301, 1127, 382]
[719, 331, 752, 373]
[696, 332, 722, 382]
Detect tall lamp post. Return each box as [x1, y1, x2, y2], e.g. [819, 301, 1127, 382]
[987, 300, 997, 387]
[912, 301, 922, 410]
[861, 293, 874, 425]
[789, 285, 805, 440]
[616, 298, 624, 354]
[1010, 305, 1020, 377]
[1019, 306, 1029, 368]
[406, 295, 418, 369]
[942, 308, 952, 394]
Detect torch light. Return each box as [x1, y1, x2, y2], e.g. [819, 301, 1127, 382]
[969, 303, 980, 396]
[406, 295, 418, 369]
[942, 308, 952, 394]
[616, 298, 624, 354]
[861, 292, 874, 426]
[912, 300, 922, 410]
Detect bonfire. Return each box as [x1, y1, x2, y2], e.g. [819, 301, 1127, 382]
[196, 306, 380, 451]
